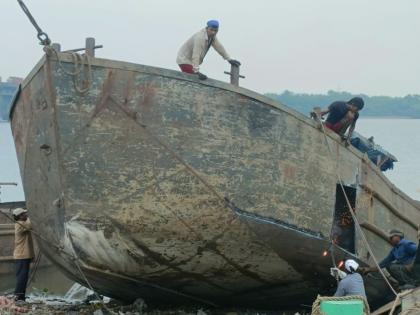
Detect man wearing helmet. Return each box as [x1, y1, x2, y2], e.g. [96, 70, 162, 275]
[310, 97, 365, 146]
[177, 20, 241, 80]
[360, 229, 418, 289]
[334, 259, 366, 297]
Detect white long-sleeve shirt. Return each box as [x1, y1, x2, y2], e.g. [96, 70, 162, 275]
[176, 28, 230, 71]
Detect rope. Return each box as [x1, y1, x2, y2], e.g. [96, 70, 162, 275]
[46, 46, 93, 95]
[313, 113, 398, 297]
[388, 289, 420, 315]
[63, 226, 118, 315]
[27, 249, 42, 287]
[311, 294, 370, 315]
[16, 0, 51, 46]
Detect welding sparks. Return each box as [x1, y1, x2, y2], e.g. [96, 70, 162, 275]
[338, 261, 344, 268]
[322, 250, 328, 257]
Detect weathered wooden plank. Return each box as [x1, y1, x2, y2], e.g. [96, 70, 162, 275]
[371, 299, 401, 315]
[402, 288, 420, 312]
[0, 230, 14, 236]
[0, 256, 15, 262]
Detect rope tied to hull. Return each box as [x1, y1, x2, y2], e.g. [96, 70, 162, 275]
[17, 0, 92, 94]
[17, 0, 51, 46]
[311, 295, 370, 315]
[44, 46, 93, 95]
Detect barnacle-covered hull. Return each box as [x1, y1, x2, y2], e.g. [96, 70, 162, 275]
[9, 52, 420, 308]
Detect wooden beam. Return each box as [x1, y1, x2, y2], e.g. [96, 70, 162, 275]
[0, 230, 14, 236]
[0, 224, 14, 230]
[361, 185, 417, 229]
[402, 287, 420, 312]
[360, 221, 390, 243]
[0, 256, 14, 262]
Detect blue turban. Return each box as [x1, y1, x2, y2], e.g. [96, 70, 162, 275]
[207, 20, 219, 29]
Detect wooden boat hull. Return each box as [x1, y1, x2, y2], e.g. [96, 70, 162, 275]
[9, 52, 420, 307]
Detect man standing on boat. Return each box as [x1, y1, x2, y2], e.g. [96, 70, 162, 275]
[360, 229, 418, 290]
[12, 208, 34, 301]
[177, 20, 241, 80]
[310, 97, 364, 145]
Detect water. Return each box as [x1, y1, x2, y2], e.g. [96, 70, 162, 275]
[356, 118, 420, 199]
[1, 119, 419, 201]
[0, 122, 24, 202]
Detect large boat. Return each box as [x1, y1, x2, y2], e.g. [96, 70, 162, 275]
[9, 49, 420, 308]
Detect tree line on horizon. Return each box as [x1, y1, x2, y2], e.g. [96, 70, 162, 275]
[266, 90, 420, 118]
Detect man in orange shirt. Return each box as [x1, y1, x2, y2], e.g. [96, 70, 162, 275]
[12, 208, 34, 301]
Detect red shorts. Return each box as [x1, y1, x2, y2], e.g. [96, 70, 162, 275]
[325, 121, 344, 133]
[179, 64, 194, 74]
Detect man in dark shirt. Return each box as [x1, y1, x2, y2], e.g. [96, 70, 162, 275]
[360, 229, 418, 289]
[311, 97, 364, 144]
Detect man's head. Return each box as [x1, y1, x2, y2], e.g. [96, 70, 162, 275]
[12, 208, 28, 221]
[344, 259, 359, 274]
[347, 97, 364, 113]
[389, 229, 404, 245]
[206, 20, 219, 38]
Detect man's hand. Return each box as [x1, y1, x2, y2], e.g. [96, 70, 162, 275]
[358, 267, 369, 275]
[359, 266, 375, 275]
[310, 107, 322, 120]
[228, 59, 241, 67]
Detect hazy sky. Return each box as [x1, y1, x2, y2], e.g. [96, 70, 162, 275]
[1, 0, 419, 96]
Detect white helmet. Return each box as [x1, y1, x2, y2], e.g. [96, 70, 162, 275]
[344, 259, 359, 273]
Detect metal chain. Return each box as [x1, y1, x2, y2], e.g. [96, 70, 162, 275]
[17, 0, 51, 46]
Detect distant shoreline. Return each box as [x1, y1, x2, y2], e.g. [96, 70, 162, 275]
[2, 116, 420, 124]
[360, 116, 420, 119]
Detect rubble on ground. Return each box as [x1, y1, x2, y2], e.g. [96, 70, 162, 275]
[0, 295, 310, 315]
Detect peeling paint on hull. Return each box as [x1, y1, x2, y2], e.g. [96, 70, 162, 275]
[9, 53, 420, 308]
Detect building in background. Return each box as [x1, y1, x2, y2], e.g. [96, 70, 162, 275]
[0, 76, 22, 121]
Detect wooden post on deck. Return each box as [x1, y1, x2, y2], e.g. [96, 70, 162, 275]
[85, 37, 96, 57]
[224, 64, 245, 87]
[52, 43, 61, 52]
